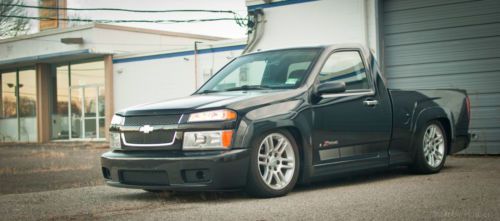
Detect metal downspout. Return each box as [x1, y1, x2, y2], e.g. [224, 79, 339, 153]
[242, 9, 265, 54]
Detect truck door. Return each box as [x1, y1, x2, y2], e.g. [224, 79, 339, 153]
[311, 50, 392, 167]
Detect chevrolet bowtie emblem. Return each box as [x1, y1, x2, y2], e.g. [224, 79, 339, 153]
[139, 125, 154, 134]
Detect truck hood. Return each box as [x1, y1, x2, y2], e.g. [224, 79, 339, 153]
[118, 90, 304, 116]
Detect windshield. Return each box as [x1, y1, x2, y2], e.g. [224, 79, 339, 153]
[196, 48, 322, 93]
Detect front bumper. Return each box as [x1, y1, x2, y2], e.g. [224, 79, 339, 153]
[100, 149, 249, 191]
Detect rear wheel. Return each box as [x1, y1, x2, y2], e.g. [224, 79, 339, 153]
[411, 121, 447, 174]
[246, 130, 300, 198]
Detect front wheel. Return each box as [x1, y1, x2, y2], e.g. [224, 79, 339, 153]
[411, 121, 447, 174]
[246, 130, 300, 198]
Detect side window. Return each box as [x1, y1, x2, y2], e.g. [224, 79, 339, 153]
[318, 51, 370, 91]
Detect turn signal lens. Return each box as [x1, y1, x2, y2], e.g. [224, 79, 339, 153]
[221, 130, 233, 147]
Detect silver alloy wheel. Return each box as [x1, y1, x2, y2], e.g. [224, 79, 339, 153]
[257, 133, 296, 190]
[423, 124, 446, 168]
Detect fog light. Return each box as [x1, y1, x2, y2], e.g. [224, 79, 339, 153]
[109, 132, 122, 150]
[183, 130, 233, 150]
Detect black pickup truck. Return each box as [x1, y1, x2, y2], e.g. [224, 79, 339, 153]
[101, 44, 470, 197]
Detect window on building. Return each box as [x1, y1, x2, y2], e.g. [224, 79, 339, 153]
[51, 60, 105, 140]
[0, 68, 37, 142]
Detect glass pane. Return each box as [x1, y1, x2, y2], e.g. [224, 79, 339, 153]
[99, 118, 105, 139]
[0, 72, 18, 142]
[18, 69, 37, 142]
[319, 51, 370, 91]
[84, 118, 97, 139]
[84, 87, 97, 118]
[198, 49, 320, 92]
[70, 87, 83, 139]
[51, 65, 70, 140]
[216, 61, 266, 90]
[98, 87, 105, 117]
[84, 87, 98, 139]
[71, 61, 104, 86]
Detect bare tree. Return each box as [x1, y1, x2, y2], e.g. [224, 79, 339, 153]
[0, 0, 31, 39]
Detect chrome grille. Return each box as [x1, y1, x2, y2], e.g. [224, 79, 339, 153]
[124, 115, 181, 126]
[123, 130, 175, 146]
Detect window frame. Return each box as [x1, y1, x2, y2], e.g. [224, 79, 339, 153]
[313, 48, 376, 98]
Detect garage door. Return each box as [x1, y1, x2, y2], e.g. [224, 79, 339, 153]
[382, 0, 500, 154]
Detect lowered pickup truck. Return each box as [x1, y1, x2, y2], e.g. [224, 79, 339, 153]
[101, 44, 470, 197]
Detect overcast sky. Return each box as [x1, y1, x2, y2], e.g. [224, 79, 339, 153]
[24, 0, 248, 39]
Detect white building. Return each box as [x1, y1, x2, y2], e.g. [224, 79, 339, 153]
[112, 39, 245, 111]
[0, 23, 229, 143]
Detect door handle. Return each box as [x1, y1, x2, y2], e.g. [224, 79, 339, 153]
[363, 99, 379, 107]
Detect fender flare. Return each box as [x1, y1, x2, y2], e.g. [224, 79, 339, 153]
[410, 106, 454, 157]
[233, 111, 314, 184]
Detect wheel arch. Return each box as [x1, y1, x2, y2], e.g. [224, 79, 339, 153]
[411, 107, 454, 158]
[435, 118, 452, 155]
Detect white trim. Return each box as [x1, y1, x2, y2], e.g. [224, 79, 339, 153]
[0, 23, 226, 44]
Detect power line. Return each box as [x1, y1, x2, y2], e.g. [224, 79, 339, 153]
[0, 3, 239, 14]
[2, 15, 246, 24]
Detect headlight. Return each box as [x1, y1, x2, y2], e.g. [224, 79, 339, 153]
[187, 109, 237, 122]
[110, 115, 124, 125]
[183, 130, 233, 150]
[109, 132, 122, 150]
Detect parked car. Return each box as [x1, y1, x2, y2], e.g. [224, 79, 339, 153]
[101, 44, 470, 197]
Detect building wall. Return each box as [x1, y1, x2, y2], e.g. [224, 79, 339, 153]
[112, 43, 245, 111]
[381, 0, 500, 154]
[0, 24, 222, 65]
[0, 24, 224, 143]
[247, 0, 378, 56]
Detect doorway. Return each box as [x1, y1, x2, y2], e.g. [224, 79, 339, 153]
[69, 84, 105, 139]
[51, 60, 105, 141]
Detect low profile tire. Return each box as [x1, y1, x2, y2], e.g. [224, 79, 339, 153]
[246, 130, 300, 198]
[411, 121, 448, 174]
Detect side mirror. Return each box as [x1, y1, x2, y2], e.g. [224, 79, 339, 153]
[316, 81, 346, 95]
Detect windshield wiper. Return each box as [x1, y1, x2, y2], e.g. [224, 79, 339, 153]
[224, 85, 273, 91]
[197, 89, 220, 94]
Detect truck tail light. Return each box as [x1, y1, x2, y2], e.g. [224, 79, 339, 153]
[466, 96, 471, 121]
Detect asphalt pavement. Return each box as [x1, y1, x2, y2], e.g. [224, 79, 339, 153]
[0, 144, 499, 221]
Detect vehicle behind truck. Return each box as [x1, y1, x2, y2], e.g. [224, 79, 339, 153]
[101, 44, 470, 197]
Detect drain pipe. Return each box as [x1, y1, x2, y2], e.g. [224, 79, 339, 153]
[194, 41, 202, 89]
[242, 9, 264, 54]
